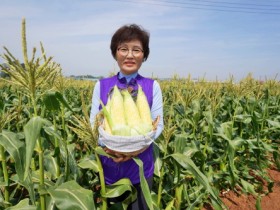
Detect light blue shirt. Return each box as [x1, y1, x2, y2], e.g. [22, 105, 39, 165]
[90, 72, 164, 140]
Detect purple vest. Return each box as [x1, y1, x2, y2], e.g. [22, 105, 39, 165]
[99, 73, 154, 185]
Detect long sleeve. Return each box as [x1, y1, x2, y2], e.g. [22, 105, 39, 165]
[89, 81, 101, 125]
[151, 80, 164, 139]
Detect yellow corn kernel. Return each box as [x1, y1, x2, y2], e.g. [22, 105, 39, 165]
[110, 85, 126, 125]
[110, 85, 130, 136]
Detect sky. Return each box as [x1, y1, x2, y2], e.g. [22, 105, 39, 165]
[0, 0, 280, 81]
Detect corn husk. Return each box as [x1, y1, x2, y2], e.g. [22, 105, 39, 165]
[103, 98, 112, 134]
[101, 85, 131, 136]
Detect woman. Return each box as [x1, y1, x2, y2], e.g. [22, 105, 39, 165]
[90, 24, 164, 210]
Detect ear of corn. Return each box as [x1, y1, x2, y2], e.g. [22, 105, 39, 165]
[122, 89, 142, 127]
[110, 85, 130, 136]
[101, 85, 130, 136]
[122, 89, 146, 136]
[110, 85, 126, 125]
[136, 85, 153, 133]
[100, 85, 153, 136]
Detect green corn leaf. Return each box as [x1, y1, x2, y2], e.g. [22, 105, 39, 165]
[42, 91, 61, 111]
[174, 184, 183, 209]
[94, 146, 115, 158]
[153, 145, 162, 177]
[10, 174, 36, 204]
[24, 116, 50, 180]
[234, 114, 252, 124]
[44, 150, 60, 180]
[240, 179, 257, 196]
[0, 130, 25, 181]
[133, 157, 156, 210]
[0, 190, 3, 204]
[174, 134, 188, 154]
[28, 171, 55, 187]
[188, 193, 206, 210]
[165, 199, 175, 210]
[103, 178, 134, 198]
[78, 155, 100, 173]
[48, 180, 95, 210]
[53, 91, 73, 112]
[43, 90, 73, 112]
[5, 198, 37, 210]
[167, 153, 224, 210]
[67, 143, 80, 180]
[104, 178, 138, 209]
[99, 99, 114, 131]
[266, 119, 280, 128]
[46, 195, 56, 210]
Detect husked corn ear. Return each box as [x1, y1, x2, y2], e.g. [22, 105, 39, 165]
[122, 89, 142, 127]
[136, 85, 152, 124]
[109, 85, 130, 136]
[122, 89, 145, 136]
[110, 85, 126, 125]
[136, 85, 153, 133]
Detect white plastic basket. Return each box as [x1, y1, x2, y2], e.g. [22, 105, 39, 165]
[98, 126, 156, 153]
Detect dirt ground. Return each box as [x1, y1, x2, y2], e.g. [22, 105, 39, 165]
[204, 167, 280, 210]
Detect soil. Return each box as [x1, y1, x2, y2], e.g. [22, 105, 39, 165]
[204, 167, 280, 210]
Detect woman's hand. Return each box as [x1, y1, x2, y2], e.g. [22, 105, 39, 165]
[103, 147, 131, 162]
[103, 146, 148, 163]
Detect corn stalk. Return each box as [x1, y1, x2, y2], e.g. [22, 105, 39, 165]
[0, 105, 17, 207]
[0, 18, 61, 210]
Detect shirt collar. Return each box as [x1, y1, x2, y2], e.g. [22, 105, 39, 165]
[118, 71, 138, 83]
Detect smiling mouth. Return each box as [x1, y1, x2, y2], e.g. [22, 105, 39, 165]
[124, 62, 135, 66]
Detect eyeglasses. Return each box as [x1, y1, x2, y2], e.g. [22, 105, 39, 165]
[117, 47, 144, 57]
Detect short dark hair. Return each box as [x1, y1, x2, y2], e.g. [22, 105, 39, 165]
[110, 24, 150, 61]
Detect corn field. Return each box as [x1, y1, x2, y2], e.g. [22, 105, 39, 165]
[0, 19, 280, 210]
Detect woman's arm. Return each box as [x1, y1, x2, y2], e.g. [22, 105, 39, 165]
[89, 81, 101, 126]
[151, 80, 164, 139]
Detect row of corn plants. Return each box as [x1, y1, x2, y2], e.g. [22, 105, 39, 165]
[0, 19, 279, 210]
[155, 75, 280, 209]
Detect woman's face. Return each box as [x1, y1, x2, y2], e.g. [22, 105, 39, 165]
[116, 39, 144, 75]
